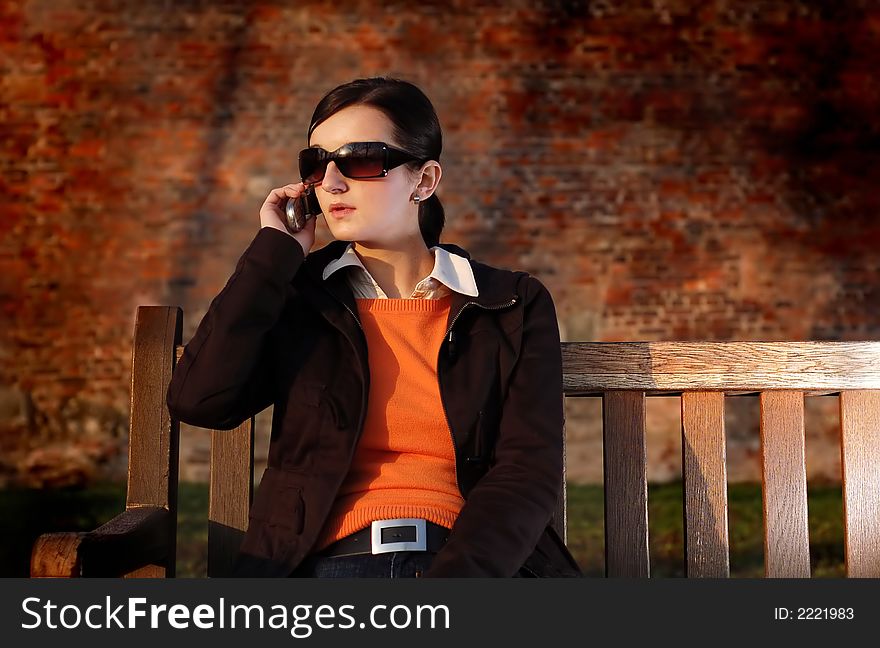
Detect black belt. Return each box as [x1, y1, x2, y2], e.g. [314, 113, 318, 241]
[318, 519, 450, 558]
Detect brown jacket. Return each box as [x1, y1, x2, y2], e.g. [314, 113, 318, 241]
[166, 227, 583, 577]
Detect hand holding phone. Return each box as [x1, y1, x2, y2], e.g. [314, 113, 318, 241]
[260, 182, 320, 256]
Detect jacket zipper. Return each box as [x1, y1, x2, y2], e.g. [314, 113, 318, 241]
[436, 298, 517, 495]
[341, 301, 364, 333]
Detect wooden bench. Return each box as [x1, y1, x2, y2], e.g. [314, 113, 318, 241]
[31, 306, 880, 577]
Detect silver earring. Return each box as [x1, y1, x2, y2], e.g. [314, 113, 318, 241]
[412, 194, 421, 204]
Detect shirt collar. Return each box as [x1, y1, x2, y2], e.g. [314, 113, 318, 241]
[321, 243, 479, 297]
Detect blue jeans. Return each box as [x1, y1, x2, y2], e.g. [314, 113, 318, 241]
[288, 551, 536, 577]
[289, 551, 438, 578]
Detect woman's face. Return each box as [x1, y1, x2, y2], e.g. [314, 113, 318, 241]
[308, 105, 425, 247]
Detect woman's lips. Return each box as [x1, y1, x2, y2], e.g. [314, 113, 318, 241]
[329, 207, 356, 219]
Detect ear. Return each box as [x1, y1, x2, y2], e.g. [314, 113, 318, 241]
[413, 160, 442, 199]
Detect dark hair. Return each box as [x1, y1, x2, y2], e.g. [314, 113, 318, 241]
[307, 77, 445, 248]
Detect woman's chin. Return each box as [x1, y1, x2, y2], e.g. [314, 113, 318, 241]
[326, 224, 366, 244]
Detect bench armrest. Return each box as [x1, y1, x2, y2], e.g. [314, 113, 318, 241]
[31, 506, 173, 577]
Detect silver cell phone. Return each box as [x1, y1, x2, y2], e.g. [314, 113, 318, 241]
[284, 186, 322, 233]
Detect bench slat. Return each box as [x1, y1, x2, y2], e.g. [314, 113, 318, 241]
[759, 391, 811, 577]
[839, 390, 880, 577]
[603, 391, 650, 577]
[681, 391, 730, 577]
[208, 420, 255, 577]
[127, 306, 182, 577]
[563, 341, 880, 393]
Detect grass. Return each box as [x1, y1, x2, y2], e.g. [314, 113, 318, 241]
[2, 481, 846, 578]
[566, 482, 846, 577]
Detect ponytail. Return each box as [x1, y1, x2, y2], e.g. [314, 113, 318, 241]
[418, 193, 445, 248]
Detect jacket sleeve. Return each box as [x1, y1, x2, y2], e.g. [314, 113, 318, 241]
[166, 227, 306, 430]
[423, 275, 565, 577]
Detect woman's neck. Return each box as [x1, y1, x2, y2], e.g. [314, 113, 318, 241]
[352, 239, 435, 299]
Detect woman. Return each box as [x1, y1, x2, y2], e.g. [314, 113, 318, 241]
[166, 77, 582, 578]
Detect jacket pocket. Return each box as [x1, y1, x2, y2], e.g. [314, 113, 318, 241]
[279, 382, 330, 472]
[469, 408, 500, 467]
[249, 467, 306, 534]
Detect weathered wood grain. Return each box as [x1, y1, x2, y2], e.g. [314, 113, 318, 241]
[839, 390, 880, 577]
[208, 419, 254, 577]
[603, 391, 650, 577]
[31, 532, 85, 577]
[759, 391, 811, 577]
[682, 391, 730, 577]
[125, 306, 182, 577]
[563, 341, 880, 393]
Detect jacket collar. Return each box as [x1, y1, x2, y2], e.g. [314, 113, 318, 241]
[304, 240, 519, 304]
[299, 240, 521, 338]
[320, 242, 480, 298]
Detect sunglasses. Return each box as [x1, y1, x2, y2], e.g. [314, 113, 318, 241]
[298, 141, 422, 184]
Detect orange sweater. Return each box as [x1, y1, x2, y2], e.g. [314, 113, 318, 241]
[313, 295, 466, 551]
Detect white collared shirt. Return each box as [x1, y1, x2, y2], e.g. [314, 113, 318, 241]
[322, 243, 479, 299]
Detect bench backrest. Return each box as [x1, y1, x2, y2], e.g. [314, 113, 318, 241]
[562, 340, 880, 577]
[138, 306, 880, 577]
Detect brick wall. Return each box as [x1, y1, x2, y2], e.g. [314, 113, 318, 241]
[2, 0, 878, 486]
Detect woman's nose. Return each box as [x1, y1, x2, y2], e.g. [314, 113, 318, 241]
[320, 161, 347, 191]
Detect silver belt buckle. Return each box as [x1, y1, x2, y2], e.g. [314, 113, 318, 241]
[370, 518, 427, 554]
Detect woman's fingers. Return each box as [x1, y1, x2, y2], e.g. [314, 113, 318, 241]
[264, 183, 306, 207]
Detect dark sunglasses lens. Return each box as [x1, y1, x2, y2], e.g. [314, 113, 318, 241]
[299, 150, 326, 184]
[337, 155, 385, 178]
